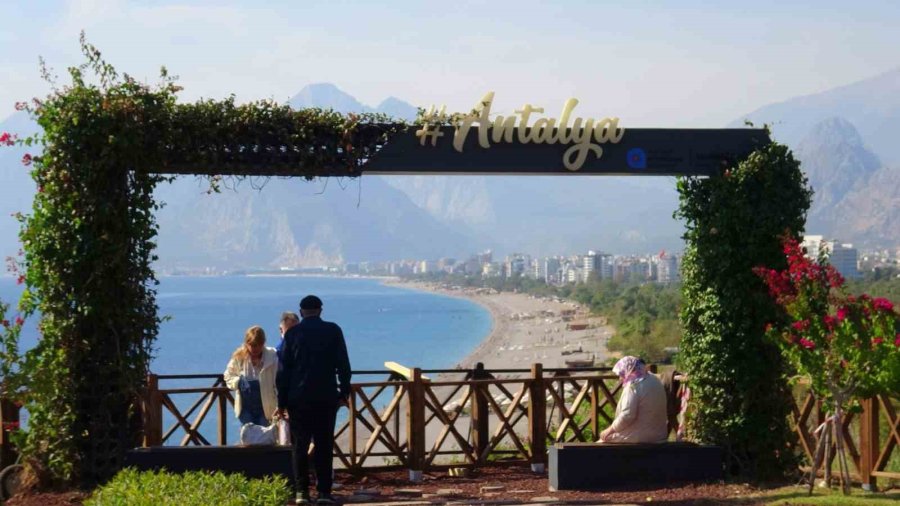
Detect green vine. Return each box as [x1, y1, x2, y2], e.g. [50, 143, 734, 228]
[675, 142, 813, 480]
[0, 35, 405, 487]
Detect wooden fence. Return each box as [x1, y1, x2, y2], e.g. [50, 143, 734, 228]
[1, 365, 897, 489]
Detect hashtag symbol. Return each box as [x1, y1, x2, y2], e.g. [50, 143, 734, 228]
[415, 105, 447, 146]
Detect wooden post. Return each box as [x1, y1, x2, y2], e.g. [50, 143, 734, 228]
[528, 363, 547, 473]
[589, 379, 600, 440]
[217, 390, 227, 446]
[471, 363, 490, 462]
[555, 371, 567, 425]
[143, 374, 163, 447]
[0, 398, 21, 468]
[859, 396, 879, 491]
[406, 368, 425, 482]
[349, 389, 358, 469]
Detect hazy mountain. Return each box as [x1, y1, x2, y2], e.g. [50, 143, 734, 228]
[289, 83, 419, 121]
[792, 116, 900, 246]
[732, 68, 900, 165]
[154, 176, 474, 270]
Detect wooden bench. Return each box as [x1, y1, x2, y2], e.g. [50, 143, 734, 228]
[549, 442, 723, 491]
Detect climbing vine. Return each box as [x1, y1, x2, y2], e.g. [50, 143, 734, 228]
[0, 36, 403, 487]
[675, 142, 813, 480]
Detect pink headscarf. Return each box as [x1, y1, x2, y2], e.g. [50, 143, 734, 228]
[612, 356, 647, 385]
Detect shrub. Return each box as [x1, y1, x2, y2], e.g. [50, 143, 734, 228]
[85, 468, 290, 506]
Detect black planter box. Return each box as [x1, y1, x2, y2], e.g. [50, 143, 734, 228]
[549, 442, 723, 491]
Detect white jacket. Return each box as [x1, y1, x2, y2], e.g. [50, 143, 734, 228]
[223, 347, 279, 425]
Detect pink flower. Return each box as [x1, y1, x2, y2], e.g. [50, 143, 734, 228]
[0, 320, 8, 328]
[895, 334, 900, 347]
[799, 338, 816, 350]
[21, 153, 32, 166]
[0, 132, 13, 146]
[14, 316, 24, 326]
[14, 102, 26, 111]
[15, 275, 24, 285]
[823, 315, 837, 330]
[792, 320, 810, 332]
[873, 298, 894, 312]
[836, 307, 849, 321]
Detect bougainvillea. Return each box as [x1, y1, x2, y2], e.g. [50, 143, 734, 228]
[756, 237, 900, 494]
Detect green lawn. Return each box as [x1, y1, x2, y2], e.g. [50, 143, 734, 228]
[745, 485, 900, 505]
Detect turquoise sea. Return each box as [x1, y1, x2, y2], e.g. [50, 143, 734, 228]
[0, 275, 492, 443]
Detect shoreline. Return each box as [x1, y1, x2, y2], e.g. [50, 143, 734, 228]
[385, 279, 615, 370]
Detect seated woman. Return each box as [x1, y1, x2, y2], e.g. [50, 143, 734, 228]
[224, 325, 279, 427]
[598, 356, 668, 443]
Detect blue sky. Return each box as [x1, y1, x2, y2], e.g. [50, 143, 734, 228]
[2, 0, 899, 127]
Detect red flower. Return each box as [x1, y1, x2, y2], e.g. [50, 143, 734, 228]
[823, 314, 837, 330]
[799, 338, 816, 350]
[21, 153, 32, 166]
[872, 337, 884, 346]
[836, 307, 849, 321]
[16, 275, 24, 285]
[1, 319, 8, 328]
[792, 320, 810, 332]
[873, 297, 894, 312]
[14, 316, 24, 326]
[895, 334, 900, 347]
[0, 132, 14, 146]
[2, 421, 19, 431]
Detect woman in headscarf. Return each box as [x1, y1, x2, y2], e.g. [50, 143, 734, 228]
[598, 356, 668, 443]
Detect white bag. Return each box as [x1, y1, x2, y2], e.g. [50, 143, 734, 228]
[276, 418, 290, 446]
[239, 422, 277, 446]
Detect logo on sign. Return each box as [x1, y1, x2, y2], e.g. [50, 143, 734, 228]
[626, 148, 647, 169]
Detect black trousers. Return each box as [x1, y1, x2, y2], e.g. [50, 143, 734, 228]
[288, 401, 338, 494]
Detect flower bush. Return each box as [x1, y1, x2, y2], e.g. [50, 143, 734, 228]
[755, 237, 900, 407]
[755, 236, 900, 493]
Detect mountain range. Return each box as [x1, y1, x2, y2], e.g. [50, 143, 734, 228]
[1, 70, 899, 270]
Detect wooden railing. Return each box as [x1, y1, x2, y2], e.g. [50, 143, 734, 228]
[2, 365, 896, 489]
[789, 385, 899, 488]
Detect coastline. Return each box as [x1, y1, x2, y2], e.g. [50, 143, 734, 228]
[385, 279, 615, 370]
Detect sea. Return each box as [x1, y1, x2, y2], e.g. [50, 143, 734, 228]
[0, 275, 492, 443]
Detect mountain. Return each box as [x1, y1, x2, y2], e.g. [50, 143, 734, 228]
[154, 176, 473, 270]
[731, 68, 900, 164]
[792, 116, 900, 246]
[289, 84, 418, 121]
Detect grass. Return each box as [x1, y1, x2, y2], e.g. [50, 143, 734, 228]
[738, 484, 900, 505]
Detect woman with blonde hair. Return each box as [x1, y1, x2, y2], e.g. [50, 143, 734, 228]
[224, 325, 279, 426]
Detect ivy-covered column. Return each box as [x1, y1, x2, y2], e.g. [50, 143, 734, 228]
[676, 143, 812, 479]
[6, 43, 173, 486]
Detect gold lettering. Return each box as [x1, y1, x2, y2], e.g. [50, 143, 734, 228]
[491, 115, 517, 143]
[553, 99, 578, 143]
[440, 93, 624, 171]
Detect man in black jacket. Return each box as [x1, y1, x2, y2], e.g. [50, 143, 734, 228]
[276, 295, 351, 505]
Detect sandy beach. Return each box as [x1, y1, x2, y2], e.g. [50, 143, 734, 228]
[386, 279, 615, 370]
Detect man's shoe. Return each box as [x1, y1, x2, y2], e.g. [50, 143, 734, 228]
[316, 493, 336, 504]
[296, 491, 311, 504]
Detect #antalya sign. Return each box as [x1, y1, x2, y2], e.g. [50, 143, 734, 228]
[415, 92, 624, 172]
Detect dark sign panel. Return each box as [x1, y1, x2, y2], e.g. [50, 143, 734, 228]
[364, 127, 770, 177]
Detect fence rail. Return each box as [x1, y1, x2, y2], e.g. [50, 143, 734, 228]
[1, 364, 896, 489]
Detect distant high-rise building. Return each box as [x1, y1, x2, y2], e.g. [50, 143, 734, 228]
[543, 257, 561, 285]
[802, 235, 826, 260]
[826, 241, 861, 280]
[657, 252, 679, 284]
[582, 250, 612, 282]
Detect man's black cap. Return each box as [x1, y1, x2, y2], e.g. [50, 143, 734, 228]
[299, 295, 323, 310]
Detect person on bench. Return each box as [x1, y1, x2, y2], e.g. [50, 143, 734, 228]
[598, 356, 668, 443]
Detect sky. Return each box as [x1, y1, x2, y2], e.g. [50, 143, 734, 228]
[1, 0, 900, 127]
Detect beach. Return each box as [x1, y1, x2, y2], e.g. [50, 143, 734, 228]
[387, 279, 615, 370]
